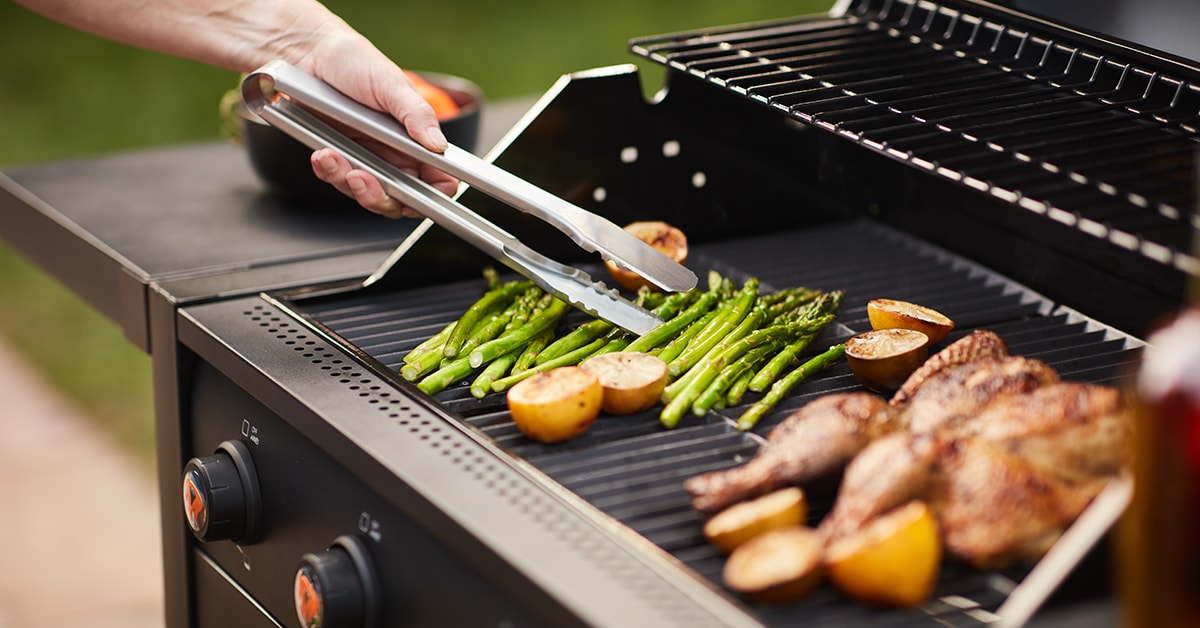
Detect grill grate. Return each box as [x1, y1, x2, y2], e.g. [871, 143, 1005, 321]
[294, 220, 1141, 625]
[630, 0, 1200, 279]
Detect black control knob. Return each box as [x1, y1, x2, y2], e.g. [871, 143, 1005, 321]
[295, 536, 379, 628]
[181, 440, 261, 544]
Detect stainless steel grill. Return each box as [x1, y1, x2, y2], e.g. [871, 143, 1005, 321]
[286, 218, 1141, 625]
[2, 0, 1196, 626]
[171, 1, 1194, 622]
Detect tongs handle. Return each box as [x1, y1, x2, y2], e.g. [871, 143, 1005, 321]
[241, 61, 695, 294]
[240, 62, 663, 335]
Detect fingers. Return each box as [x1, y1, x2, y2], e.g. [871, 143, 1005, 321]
[299, 40, 456, 216]
[421, 162, 460, 198]
[307, 36, 449, 155]
[397, 93, 448, 154]
[312, 148, 458, 219]
[344, 169, 416, 218]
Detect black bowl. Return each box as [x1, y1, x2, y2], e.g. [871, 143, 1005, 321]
[238, 71, 482, 207]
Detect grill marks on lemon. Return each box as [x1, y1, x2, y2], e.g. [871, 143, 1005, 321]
[867, 298, 954, 344]
[579, 351, 668, 415]
[506, 366, 603, 443]
[845, 328, 931, 393]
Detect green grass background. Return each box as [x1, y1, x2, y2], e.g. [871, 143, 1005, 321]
[0, 1, 830, 466]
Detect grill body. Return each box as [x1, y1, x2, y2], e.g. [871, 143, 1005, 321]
[1, 1, 1196, 627]
[164, 2, 1196, 622]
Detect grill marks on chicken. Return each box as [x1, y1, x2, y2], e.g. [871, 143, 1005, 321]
[685, 393, 892, 513]
[901, 355, 1061, 434]
[891, 328, 1012, 407]
[683, 329, 1130, 568]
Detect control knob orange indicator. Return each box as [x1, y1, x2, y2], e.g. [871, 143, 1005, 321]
[294, 535, 379, 628]
[180, 440, 262, 544]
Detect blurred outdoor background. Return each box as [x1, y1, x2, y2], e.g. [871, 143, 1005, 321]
[0, 0, 830, 468]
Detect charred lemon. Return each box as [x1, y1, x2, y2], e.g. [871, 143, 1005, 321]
[704, 487, 807, 554]
[506, 366, 603, 443]
[724, 525, 825, 603]
[845, 328, 930, 393]
[604, 221, 689, 291]
[825, 500, 942, 608]
[579, 351, 668, 415]
[866, 298, 954, 344]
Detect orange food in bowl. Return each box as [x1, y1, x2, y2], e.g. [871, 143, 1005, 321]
[404, 70, 461, 120]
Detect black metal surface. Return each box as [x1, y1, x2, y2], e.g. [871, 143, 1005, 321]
[628, 0, 1199, 334]
[290, 219, 1141, 626]
[0, 142, 420, 350]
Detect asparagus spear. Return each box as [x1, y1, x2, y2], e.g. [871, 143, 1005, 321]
[402, 321, 455, 365]
[482, 266, 501, 290]
[512, 329, 554, 374]
[662, 306, 770, 401]
[624, 290, 720, 354]
[468, 297, 569, 368]
[748, 333, 820, 393]
[654, 308, 719, 364]
[470, 351, 519, 398]
[749, 291, 843, 391]
[660, 315, 834, 428]
[691, 341, 780, 416]
[467, 289, 542, 395]
[534, 319, 612, 365]
[456, 310, 514, 358]
[736, 343, 846, 431]
[667, 278, 759, 377]
[488, 337, 608, 393]
[726, 367, 755, 406]
[442, 280, 535, 359]
[418, 353, 478, 395]
[404, 312, 505, 381]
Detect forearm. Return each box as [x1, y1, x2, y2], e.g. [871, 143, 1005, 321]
[16, 0, 452, 216]
[12, 0, 356, 74]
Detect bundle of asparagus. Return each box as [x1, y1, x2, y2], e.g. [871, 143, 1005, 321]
[400, 268, 845, 430]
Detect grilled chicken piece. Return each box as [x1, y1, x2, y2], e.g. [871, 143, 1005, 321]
[969, 381, 1130, 483]
[890, 329, 1011, 407]
[819, 382, 1129, 567]
[685, 329, 1130, 568]
[683, 392, 893, 513]
[901, 355, 1060, 434]
[684, 331, 1053, 514]
[933, 439, 1113, 569]
[811, 431, 939, 541]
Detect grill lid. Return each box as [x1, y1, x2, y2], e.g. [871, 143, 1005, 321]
[630, 0, 1200, 288]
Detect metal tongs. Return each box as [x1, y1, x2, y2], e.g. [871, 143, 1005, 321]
[241, 61, 696, 334]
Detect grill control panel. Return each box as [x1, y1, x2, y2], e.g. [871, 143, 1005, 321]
[183, 360, 557, 627]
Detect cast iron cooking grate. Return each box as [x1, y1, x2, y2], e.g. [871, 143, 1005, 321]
[630, 0, 1200, 283]
[294, 220, 1141, 625]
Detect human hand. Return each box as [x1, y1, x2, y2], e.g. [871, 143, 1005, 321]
[15, 0, 456, 217]
[302, 32, 459, 218]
